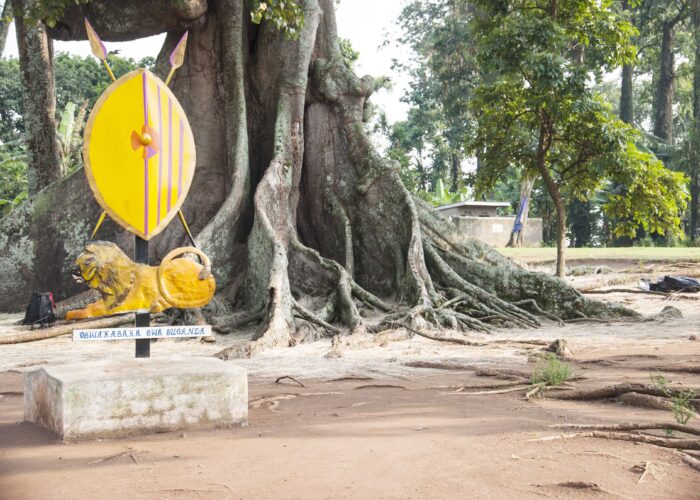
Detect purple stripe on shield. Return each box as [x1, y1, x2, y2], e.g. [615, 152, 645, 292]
[178, 120, 184, 197]
[142, 71, 149, 236]
[167, 98, 173, 212]
[157, 87, 163, 225]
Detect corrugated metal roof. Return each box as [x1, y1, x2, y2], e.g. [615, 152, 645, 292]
[435, 201, 511, 211]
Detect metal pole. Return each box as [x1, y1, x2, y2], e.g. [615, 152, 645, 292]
[134, 236, 150, 358]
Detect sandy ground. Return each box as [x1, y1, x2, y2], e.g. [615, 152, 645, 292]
[1, 265, 699, 499]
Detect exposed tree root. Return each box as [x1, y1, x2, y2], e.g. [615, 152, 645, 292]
[441, 385, 532, 396]
[582, 288, 668, 296]
[512, 299, 565, 326]
[0, 314, 134, 344]
[213, 311, 265, 333]
[525, 384, 545, 400]
[550, 423, 700, 437]
[326, 376, 374, 382]
[535, 481, 604, 493]
[54, 290, 100, 319]
[544, 383, 700, 401]
[681, 452, 700, 471]
[402, 360, 476, 371]
[532, 431, 700, 450]
[275, 376, 305, 388]
[394, 324, 485, 346]
[650, 365, 700, 374]
[354, 384, 407, 390]
[618, 392, 685, 414]
[292, 300, 342, 335]
[450, 381, 533, 391]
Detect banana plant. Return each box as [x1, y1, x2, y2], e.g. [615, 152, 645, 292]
[56, 101, 87, 176]
[420, 178, 471, 206]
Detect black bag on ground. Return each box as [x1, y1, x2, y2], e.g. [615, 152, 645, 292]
[649, 276, 700, 293]
[21, 292, 56, 328]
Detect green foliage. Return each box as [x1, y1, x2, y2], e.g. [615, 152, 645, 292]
[0, 53, 144, 217]
[0, 53, 145, 160]
[54, 52, 149, 113]
[0, 144, 28, 216]
[530, 354, 572, 386]
[249, 0, 304, 38]
[649, 370, 670, 388]
[387, 0, 688, 248]
[0, 58, 24, 144]
[671, 389, 696, 425]
[470, 0, 686, 243]
[26, 0, 92, 27]
[386, 0, 477, 193]
[417, 178, 472, 207]
[604, 140, 688, 240]
[338, 37, 359, 69]
[649, 371, 695, 425]
[56, 101, 87, 174]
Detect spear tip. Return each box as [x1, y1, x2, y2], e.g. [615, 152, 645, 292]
[84, 17, 108, 61]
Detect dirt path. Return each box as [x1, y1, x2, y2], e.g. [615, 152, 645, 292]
[1, 367, 699, 499]
[1, 269, 699, 498]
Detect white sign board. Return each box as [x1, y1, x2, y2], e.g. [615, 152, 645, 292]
[73, 325, 211, 342]
[492, 223, 504, 234]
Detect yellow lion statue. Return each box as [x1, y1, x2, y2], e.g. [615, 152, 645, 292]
[65, 241, 216, 320]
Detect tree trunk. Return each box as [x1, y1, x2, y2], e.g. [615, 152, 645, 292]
[620, 63, 634, 124]
[691, 1, 700, 239]
[0, 0, 637, 352]
[450, 153, 459, 192]
[654, 21, 676, 143]
[416, 155, 428, 192]
[552, 192, 567, 277]
[568, 199, 592, 247]
[0, 1, 12, 56]
[12, 0, 61, 193]
[506, 175, 534, 247]
[619, 0, 633, 124]
[535, 125, 566, 277]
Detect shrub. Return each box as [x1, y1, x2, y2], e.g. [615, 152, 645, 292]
[530, 354, 572, 386]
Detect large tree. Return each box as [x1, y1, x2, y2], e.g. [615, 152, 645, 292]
[471, 0, 687, 277]
[0, 0, 640, 356]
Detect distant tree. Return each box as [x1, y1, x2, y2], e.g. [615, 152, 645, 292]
[0, 58, 24, 143]
[689, 0, 700, 238]
[471, 0, 688, 276]
[394, 0, 477, 193]
[0, 1, 12, 56]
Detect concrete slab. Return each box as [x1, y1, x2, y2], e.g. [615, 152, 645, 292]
[24, 357, 247, 440]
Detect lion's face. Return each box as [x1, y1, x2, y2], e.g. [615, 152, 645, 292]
[72, 241, 132, 297]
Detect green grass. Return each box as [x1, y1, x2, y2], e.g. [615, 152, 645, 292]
[530, 354, 572, 386]
[497, 246, 700, 263]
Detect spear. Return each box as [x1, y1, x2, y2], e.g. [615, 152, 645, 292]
[165, 32, 188, 86]
[84, 18, 115, 82]
[163, 31, 194, 245]
[84, 17, 113, 241]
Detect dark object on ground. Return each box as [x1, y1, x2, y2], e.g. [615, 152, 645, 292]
[546, 339, 574, 358]
[648, 276, 700, 293]
[21, 292, 56, 329]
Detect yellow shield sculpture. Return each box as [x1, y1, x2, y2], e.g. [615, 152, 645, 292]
[83, 68, 196, 240]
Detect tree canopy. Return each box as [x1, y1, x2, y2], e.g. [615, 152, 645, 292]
[386, 0, 692, 275]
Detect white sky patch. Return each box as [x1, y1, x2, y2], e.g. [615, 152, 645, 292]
[4, 22, 165, 60]
[336, 0, 410, 123]
[2, 3, 411, 124]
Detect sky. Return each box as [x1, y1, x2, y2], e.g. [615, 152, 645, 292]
[2, 0, 411, 123]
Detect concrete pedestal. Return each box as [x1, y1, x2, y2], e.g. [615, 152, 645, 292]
[24, 357, 247, 440]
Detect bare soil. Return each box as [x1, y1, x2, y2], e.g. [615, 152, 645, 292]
[1, 263, 699, 499]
